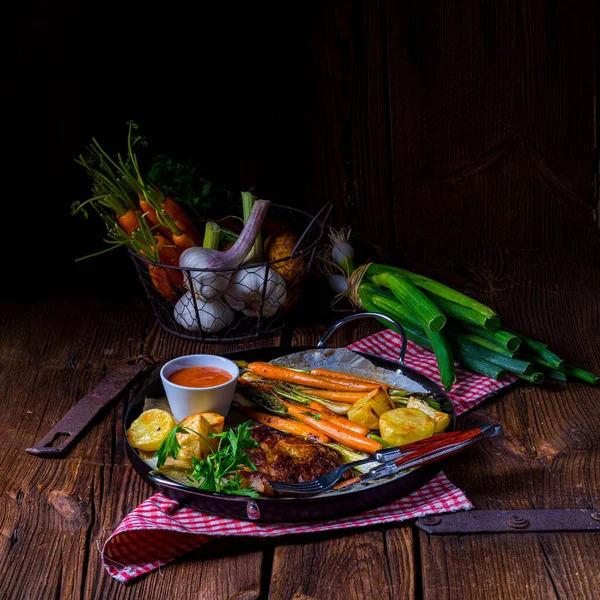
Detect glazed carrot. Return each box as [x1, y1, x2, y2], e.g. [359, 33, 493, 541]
[333, 476, 361, 490]
[306, 402, 370, 436]
[285, 404, 382, 453]
[246, 362, 377, 392]
[310, 368, 393, 389]
[299, 388, 368, 403]
[239, 408, 331, 444]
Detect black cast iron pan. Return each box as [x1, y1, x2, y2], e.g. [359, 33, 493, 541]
[125, 313, 456, 521]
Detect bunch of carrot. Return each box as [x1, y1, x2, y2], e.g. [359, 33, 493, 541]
[237, 361, 426, 454]
[72, 121, 203, 300]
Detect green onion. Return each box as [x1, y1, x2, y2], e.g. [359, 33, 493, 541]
[368, 272, 447, 333]
[503, 329, 565, 370]
[455, 331, 516, 357]
[461, 323, 522, 352]
[426, 294, 501, 331]
[366, 433, 394, 448]
[361, 284, 456, 391]
[516, 371, 545, 384]
[325, 444, 373, 473]
[564, 364, 600, 385]
[366, 264, 498, 319]
[538, 367, 568, 382]
[452, 337, 534, 376]
[452, 346, 507, 380]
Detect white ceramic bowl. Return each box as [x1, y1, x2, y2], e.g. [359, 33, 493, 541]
[160, 354, 240, 422]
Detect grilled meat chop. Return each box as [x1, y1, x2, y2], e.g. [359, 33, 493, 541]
[238, 425, 351, 497]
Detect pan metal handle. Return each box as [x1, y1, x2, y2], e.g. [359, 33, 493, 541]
[317, 312, 407, 365]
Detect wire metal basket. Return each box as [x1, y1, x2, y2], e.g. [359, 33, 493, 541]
[129, 202, 332, 342]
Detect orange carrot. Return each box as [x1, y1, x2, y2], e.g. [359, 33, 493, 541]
[153, 235, 183, 288]
[239, 408, 331, 444]
[116, 209, 142, 236]
[333, 476, 361, 490]
[148, 264, 178, 302]
[285, 404, 382, 453]
[299, 389, 368, 403]
[163, 196, 202, 244]
[310, 368, 392, 389]
[246, 362, 377, 392]
[307, 402, 370, 436]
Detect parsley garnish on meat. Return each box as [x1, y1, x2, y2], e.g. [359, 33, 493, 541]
[154, 420, 260, 497]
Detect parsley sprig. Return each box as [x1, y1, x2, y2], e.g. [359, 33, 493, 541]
[153, 420, 260, 497]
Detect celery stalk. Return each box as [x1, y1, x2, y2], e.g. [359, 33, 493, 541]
[202, 222, 221, 249]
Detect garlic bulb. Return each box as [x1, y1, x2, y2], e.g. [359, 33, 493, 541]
[225, 266, 287, 318]
[174, 290, 235, 334]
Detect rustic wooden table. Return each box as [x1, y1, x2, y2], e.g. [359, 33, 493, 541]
[1, 250, 598, 600]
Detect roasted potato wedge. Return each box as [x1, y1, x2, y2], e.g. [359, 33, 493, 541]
[347, 387, 395, 430]
[163, 412, 223, 469]
[406, 397, 450, 433]
[126, 408, 176, 452]
[379, 407, 435, 446]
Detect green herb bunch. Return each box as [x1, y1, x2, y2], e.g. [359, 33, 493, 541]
[147, 154, 237, 215]
[154, 421, 260, 497]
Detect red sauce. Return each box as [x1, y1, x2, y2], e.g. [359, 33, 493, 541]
[168, 366, 232, 388]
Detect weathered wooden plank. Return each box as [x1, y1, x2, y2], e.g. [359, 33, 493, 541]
[435, 251, 600, 508]
[386, 1, 599, 264]
[420, 531, 600, 600]
[269, 528, 394, 600]
[0, 295, 266, 599]
[304, 0, 395, 253]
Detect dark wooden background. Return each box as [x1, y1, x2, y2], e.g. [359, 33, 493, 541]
[6, 0, 598, 299]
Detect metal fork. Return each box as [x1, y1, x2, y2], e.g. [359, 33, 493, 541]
[269, 424, 502, 496]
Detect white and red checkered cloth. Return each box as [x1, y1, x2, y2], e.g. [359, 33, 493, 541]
[101, 330, 517, 584]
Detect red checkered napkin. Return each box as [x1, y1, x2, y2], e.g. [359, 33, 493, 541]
[102, 330, 516, 584]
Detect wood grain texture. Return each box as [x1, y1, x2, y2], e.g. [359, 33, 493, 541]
[269, 528, 394, 600]
[420, 531, 600, 600]
[435, 251, 600, 510]
[304, 0, 395, 253]
[385, 0, 599, 263]
[1, 250, 599, 599]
